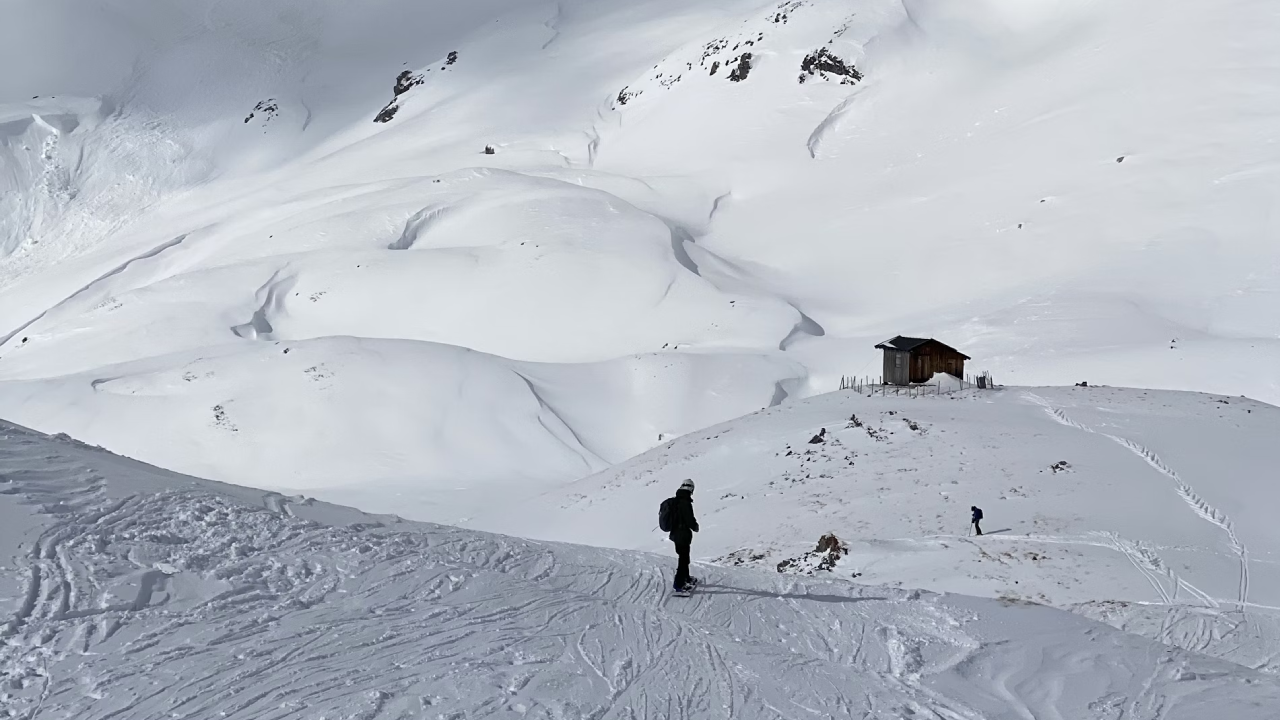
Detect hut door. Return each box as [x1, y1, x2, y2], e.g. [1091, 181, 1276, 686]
[911, 353, 929, 384]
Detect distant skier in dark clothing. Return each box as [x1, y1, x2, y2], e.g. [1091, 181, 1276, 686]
[971, 506, 983, 536]
[660, 479, 699, 591]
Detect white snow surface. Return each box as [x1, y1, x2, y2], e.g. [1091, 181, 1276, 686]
[483, 386, 1280, 674]
[3, 420, 1280, 719]
[2, 0, 1280, 499]
[5, 3, 1280, 709]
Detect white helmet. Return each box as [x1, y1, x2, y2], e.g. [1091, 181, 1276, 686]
[679, 479, 695, 493]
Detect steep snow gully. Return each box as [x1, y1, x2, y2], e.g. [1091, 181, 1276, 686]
[3, 421, 1279, 719]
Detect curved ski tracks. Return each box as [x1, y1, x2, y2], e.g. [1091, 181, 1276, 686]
[1024, 393, 1252, 612]
[0, 425, 982, 720]
[5, 422, 1280, 717]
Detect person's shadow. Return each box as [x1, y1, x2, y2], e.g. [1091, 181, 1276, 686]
[695, 585, 887, 604]
[983, 528, 1013, 535]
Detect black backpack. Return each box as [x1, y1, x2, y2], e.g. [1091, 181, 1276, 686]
[658, 497, 675, 532]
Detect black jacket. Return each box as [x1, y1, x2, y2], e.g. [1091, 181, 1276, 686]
[667, 490, 699, 543]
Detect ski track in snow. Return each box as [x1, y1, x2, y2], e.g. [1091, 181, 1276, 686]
[1107, 434, 1252, 610]
[5, 422, 1278, 718]
[976, 530, 1219, 611]
[0, 425, 973, 719]
[1024, 393, 1252, 612]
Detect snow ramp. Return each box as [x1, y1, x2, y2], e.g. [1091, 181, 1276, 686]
[1, 421, 1276, 719]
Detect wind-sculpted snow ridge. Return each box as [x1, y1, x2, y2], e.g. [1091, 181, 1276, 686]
[3, 421, 1279, 719]
[0, 336, 804, 516]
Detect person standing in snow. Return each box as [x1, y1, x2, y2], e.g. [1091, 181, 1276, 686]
[666, 480, 699, 591]
[971, 506, 984, 536]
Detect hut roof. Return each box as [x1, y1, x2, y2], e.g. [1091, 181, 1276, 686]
[874, 336, 971, 359]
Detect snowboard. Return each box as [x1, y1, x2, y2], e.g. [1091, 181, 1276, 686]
[671, 577, 699, 598]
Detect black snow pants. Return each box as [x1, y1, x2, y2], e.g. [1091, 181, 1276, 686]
[973, 520, 983, 536]
[673, 540, 691, 589]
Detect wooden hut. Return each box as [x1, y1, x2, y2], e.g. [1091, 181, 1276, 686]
[875, 336, 970, 386]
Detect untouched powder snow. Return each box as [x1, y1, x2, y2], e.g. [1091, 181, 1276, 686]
[2, 0, 1280, 499]
[3, 421, 1280, 719]
[479, 385, 1280, 673]
[0, 336, 801, 506]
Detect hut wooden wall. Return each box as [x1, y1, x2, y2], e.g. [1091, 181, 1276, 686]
[882, 349, 912, 385]
[908, 342, 966, 383]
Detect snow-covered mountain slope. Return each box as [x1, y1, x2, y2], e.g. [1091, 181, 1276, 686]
[3, 421, 1280, 719]
[481, 385, 1280, 672]
[2, 0, 1279, 497]
[0, 336, 801, 505]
